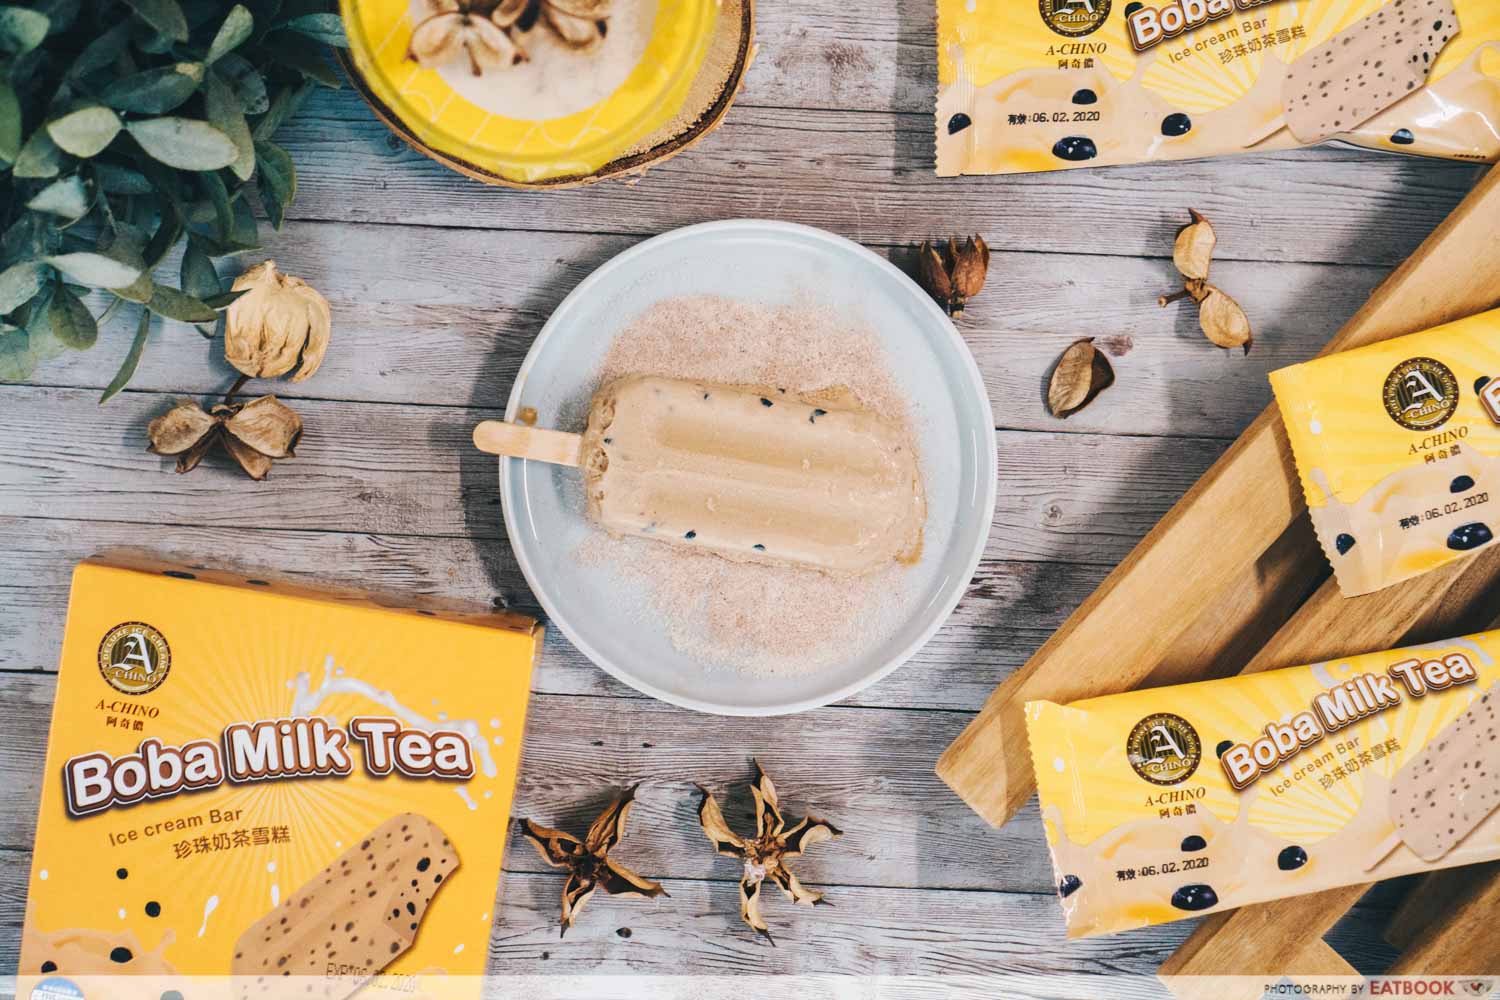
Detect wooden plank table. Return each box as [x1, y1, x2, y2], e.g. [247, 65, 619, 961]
[0, 0, 1489, 984]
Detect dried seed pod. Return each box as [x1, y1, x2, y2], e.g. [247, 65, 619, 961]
[225, 261, 333, 382]
[1198, 285, 1253, 354]
[915, 235, 990, 317]
[696, 761, 842, 945]
[407, 2, 527, 74]
[1160, 209, 1253, 354]
[519, 786, 668, 937]
[146, 394, 305, 480]
[1047, 338, 1115, 418]
[147, 402, 219, 457]
[1173, 209, 1215, 281]
[223, 396, 303, 459]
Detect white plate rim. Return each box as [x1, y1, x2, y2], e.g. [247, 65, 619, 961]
[500, 218, 998, 716]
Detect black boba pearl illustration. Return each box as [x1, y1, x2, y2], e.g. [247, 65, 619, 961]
[1452, 476, 1476, 493]
[1181, 835, 1207, 852]
[1162, 113, 1193, 137]
[1053, 136, 1098, 162]
[109, 947, 133, 963]
[1391, 128, 1416, 145]
[1277, 845, 1308, 871]
[1072, 89, 1098, 105]
[1125, 1, 1144, 13]
[145, 900, 161, 917]
[1215, 740, 1233, 758]
[40, 961, 57, 973]
[1448, 523, 1493, 551]
[947, 113, 972, 135]
[1059, 874, 1083, 897]
[162, 992, 185, 1000]
[1336, 533, 1357, 555]
[1478, 375, 1493, 394]
[116, 868, 129, 879]
[1171, 884, 1219, 911]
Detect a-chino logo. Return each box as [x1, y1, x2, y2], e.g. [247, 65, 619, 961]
[97, 622, 170, 696]
[1040, 0, 1112, 38]
[1126, 712, 1201, 785]
[1384, 357, 1460, 431]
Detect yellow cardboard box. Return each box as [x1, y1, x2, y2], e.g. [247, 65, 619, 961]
[20, 557, 540, 994]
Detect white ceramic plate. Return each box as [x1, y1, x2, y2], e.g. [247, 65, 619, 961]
[500, 220, 997, 715]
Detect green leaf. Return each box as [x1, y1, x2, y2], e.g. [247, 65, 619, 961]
[126, 117, 237, 169]
[26, 175, 91, 220]
[13, 127, 61, 177]
[0, 329, 35, 381]
[0, 81, 19, 164]
[252, 78, 313, 141]
[268, 30, 340, 87]
[207, 4, 253, 63]
[92, 162, 153, 195]
[214, 54, 267, 114]
[180, 236, 219, 300]
[0, 260, 46, 313]
[48, 283, 96, 349]
[102, 62, 205, 114]
[204, 72, 253, 181]
[145, 283, 216, 322]
[120, 0, 188, 43]
[44, 251, 141, 288]
[47, 106, 122, 157]
[230, 191, 258, 248]
[254, 138, 294, 228]
[0, 6, 50, 55]
[144, 213, 183, 269]
[100, 307, 151, 403]
[203, 289, 245, 309]
[199, 169, 233, 239]
[67, 20, 130, 79]
[278, 12, 346, 46]
[111, 270, 154, 303]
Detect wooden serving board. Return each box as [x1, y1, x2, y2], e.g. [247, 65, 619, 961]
[936, 162, 1500, 980]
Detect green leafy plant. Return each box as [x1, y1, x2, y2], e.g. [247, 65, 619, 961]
[0, 0, 346, 399]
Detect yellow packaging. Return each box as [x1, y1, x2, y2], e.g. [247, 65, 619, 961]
[20, 557, 540, 995]
[1028, 631, 1500, 937]
[1271, 309, 1500, 597]
[937, 0, 1500, 176]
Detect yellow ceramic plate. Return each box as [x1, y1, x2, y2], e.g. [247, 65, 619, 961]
[341, 0, 722, 184]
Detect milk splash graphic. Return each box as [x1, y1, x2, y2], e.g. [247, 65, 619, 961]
[289, 655, 499, 810]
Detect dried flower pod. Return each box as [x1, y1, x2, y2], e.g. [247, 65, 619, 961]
[915, 235, 989, 316]
[519, 786, 668, 937]
[408, 0, 528, 73]
[1047, 338, 1115, 418]
[696, 761, 842, 945]
[147, 394, 304, 480]
[1160, 209, 1253, 354]
[225, 261, 333, 382]
[1173, 209, 1215, 281]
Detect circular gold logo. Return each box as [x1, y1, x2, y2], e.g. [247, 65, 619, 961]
[98, 622, 171, 695]
[1040, 0, 1111, 37]
[1384, 357, 1459, 431]
[1126, 713, 1201, 785]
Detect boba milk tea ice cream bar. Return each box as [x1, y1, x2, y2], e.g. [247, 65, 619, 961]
[1271, 309, 1500, 597]
[936, 0, 1500, 176]
[1026, 631, 1500, 937]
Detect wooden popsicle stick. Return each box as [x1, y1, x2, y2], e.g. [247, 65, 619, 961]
[472, 421, 584, 467]
[938, 163, 1500, 829]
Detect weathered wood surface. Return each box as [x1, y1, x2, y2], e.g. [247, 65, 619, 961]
[0, 1, 1490, 981]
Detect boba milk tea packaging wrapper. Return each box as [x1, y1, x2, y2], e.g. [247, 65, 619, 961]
[20, 557, 541, 996]
[1271, 309, 1500, 597]
[936, 0, 1500, 176]
[1027, 632, 1500, 937]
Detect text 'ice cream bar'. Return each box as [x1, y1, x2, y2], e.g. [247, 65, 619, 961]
[1026, 631, 1500, 938]
[1271, 308, 1500, 597]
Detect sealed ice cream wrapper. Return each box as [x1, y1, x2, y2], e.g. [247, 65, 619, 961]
[19, 558, 540, 998]
[1270, 309, 1500, 597]
[1027, 631, 1500, 938]
[936, 0, 1500, 176]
